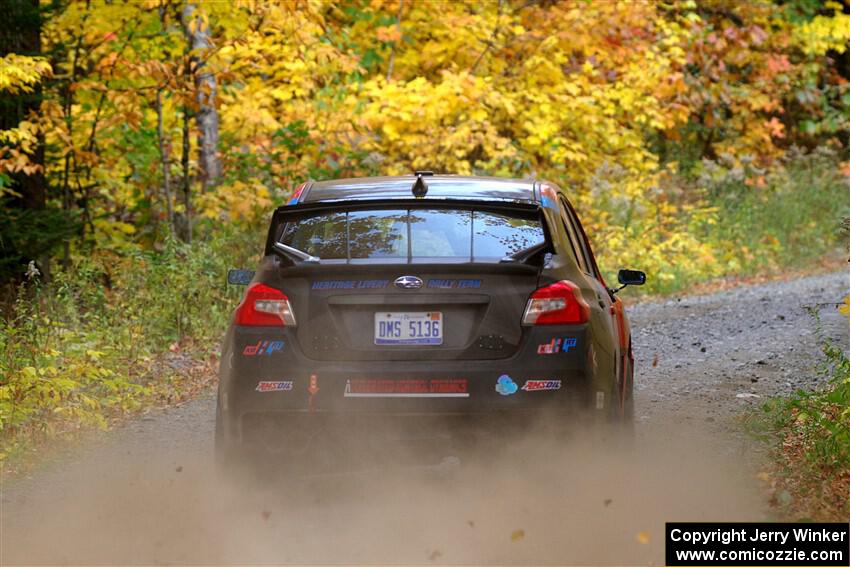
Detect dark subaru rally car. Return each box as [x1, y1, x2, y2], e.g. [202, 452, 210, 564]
[216, 173, 645, 462]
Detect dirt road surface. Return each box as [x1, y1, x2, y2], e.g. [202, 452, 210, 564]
[2, 270, 848, 565]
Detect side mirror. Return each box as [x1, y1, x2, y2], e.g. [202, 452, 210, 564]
[617, 269, 646, 286]
[612, 269, 646, 293]
[227, 269, 255, 286]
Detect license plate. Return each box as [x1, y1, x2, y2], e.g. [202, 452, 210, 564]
[374, 312, 443, 346]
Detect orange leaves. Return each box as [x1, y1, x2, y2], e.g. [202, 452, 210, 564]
[15, 0, 846, 264]
[764, 117, 786, 141]
[681, 1, 814, 163]
[766, 54, 792, 75]
[375, 25, 401, 43]
[0, 147, 44, 176]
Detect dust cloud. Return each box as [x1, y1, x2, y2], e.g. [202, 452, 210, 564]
[2, 414, 767, 565]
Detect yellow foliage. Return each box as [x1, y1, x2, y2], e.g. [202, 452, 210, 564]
[794, 6, 850, 55]
[839, 296, 850, 322]
[196, 180, 273, 222]
[0, 54, 51, 94]
[19, 0, 847, 291]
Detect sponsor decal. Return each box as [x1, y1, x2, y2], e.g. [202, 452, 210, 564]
[394, 276, 423, 290]
[344, 378, 469, 398]
[307, 373, 319, 412]
[540, 196, 557, 210]
[427, 279, 482, 289]
[537, 337, 578, 355]
[521, 380, 562, 392]
[311, 279, 389, 290]
[255, 381, 293, 392]
[495, 374, 518, 396]
[307, 373, 320, 395]
[242, 340, 285, 356]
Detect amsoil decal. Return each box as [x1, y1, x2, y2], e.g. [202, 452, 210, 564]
[255, 381, 293, 392]
[521, 380, 562, 392]
[537, 337, 577, 355]
[344, 379, 469, 398]
[242, 340, 285, 356]
[426, 279, 482, 289]
[311, 280, 389, 290]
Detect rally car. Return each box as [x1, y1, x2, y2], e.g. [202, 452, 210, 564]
[216, 173, 645, 464]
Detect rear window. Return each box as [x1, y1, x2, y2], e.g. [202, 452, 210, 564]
[280, 209, 544, 261]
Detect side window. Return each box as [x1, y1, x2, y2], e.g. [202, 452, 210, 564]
[558, 197, 590, 274]
[563, 200, 600, 279]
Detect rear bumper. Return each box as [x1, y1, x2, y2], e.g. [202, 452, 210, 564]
[218, 324, 615, 446]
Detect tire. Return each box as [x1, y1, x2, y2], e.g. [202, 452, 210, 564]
[214, 404, 248, 479]
[606, 342, 635, 449]
[619, 345, 635, 422]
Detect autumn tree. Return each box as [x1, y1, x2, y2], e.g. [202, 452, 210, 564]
[0, 0, 75, 280]
[182, 2, 220, 192]
[0, 0, 847, 284]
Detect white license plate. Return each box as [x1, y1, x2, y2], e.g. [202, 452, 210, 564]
[374, 312, 443, 346]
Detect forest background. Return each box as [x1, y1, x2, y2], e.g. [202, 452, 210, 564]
[1, 0, 849, 512]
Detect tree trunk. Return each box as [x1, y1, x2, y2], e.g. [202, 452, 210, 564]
[181, 106, 192, 243]
[155, 89, 175, 237]
[182, 2, 221, 193]
[180, 40, 192, 244]
[385, 0, 404, 81]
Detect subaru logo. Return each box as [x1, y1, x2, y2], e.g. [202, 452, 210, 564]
[394, 276, 423, 290]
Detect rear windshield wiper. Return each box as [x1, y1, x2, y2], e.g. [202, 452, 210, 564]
[500, 241, 549, 264]
[273, 242, 320, 264]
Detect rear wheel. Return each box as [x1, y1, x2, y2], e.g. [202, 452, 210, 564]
[619, 347, 635, 421]
[603, 343, 635, 450]
[214, 405, 243, 478]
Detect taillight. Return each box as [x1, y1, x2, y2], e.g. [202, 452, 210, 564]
[235, 283, 297, 326]
[522, 280, 590, 325]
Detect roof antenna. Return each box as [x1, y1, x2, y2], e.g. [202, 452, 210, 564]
[412, 171, 430, 198]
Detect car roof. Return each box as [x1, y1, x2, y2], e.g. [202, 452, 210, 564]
[298, 174, 539, 204]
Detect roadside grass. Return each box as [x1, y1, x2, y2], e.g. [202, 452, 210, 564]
[699, 150, 847, 273]
[750, 312, 850, 521]
[0, 224, 261, 469]
[607, 148, 850, 296]
[1, 154, 848, 475]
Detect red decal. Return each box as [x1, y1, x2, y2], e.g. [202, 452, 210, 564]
[430, 379, 468, 393]
[344, 378, 469, 397]
[307, 374, 319, 395]
[521, 380, 562, 392]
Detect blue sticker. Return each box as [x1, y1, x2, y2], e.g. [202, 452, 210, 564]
[540, 196, 557, 210]
[537, 337, 578, 355]
[427, 279, 482, 289]
[243, 340, 285, 356]
[495, 374, 518, 396]
[312, 280, 389, 290]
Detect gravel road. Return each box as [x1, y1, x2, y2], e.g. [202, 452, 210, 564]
[2, 270, 848, 565]
[632, 269, 849, 424]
